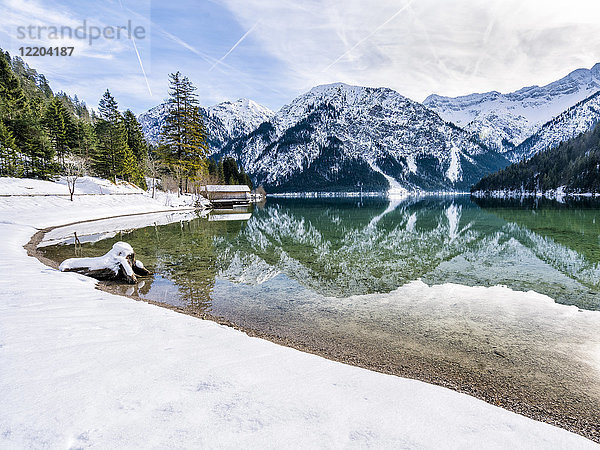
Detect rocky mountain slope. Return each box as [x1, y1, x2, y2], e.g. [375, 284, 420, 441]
[140, 66, 600, 193]
[508, 91, 600, 162]
[424, 64, 600, 153]
[218, 83, 508, 193]
[138, 98, 273, 151]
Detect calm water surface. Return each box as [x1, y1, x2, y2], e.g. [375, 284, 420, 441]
[42, 196, 600, 312]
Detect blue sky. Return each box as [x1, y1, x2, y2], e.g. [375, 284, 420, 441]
[1, 0, 600, 114]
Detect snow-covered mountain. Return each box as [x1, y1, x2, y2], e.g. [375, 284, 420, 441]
[138, 102, 169, 147]
[207, 98, 274, 138]
[424, 64, 600, 152]
[219, 83, 508, 193]
[138, 98, 274, 151]
[508, 91, 600, 162]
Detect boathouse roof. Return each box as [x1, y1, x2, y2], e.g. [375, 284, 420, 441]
[203, 185, 251, 192]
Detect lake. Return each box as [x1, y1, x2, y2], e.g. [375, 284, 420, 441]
[39, 196, 600, 436]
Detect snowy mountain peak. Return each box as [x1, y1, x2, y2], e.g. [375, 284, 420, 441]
[275, 83, 410, 132]
[219, 82, 507, 193]
[208, 98, 274, 138]
[138, 98, 274, 149]
[424, 63, 600, 151]
[424, 91, 501, 108]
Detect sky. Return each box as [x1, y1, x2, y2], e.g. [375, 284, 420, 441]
[1, 0, 600, 114]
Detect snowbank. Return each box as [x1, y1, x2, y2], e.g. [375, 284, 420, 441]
[0, 177, 211, 209]
[0, 176, 145, 195]
[0, 178, 596, 448]
[39, 210, 202, 247]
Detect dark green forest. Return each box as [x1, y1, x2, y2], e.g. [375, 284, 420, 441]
[0, 49, 147, 187]
[472, 120, 600, 194]
[0, 49, 253, 194]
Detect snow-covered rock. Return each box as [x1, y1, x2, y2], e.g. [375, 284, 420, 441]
[219, 83, 508, 193]
[59, 241, 150, 284]
[424, 63, 600, 151]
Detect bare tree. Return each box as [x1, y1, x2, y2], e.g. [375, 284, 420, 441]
[146, 153, 161, 199]
[63, 157, 87, 201]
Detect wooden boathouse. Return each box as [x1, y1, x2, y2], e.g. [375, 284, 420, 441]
[202, 185, 251, 207]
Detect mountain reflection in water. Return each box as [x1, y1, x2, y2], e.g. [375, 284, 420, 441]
[41, 196, 600, 311]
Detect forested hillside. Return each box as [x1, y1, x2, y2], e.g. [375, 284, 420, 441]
[0, 49, 147, 187]
[0, 50, 253, 194]
[472, 121, 600, 194]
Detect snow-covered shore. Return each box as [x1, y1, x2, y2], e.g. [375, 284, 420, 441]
[471, 187, 598, 201]
[0, 179, 597, 448]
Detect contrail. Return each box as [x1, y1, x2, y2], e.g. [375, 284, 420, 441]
[471, 0, 500, 78]
[131, 35, 152, 96]
[159, 28, 286, 96]
[160, 29, 235, 68]
[119, 6, 285, 96]
[323, 0, 415, 73]
[118, 0, 152, 96]
[209, 21, 260, 72]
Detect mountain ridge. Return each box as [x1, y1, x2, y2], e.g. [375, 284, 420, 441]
[424, 64, 600, 151]
[217, 83, 508, 193]
[508, 91, 600, 162]
[138, 98, 274, 150]
[472, 119, 600, 194]
[138, 66, 600, 193]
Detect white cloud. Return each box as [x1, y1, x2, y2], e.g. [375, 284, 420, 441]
[219, 0, 600, 101]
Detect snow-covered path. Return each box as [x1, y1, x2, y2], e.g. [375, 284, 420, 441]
[0, 182, 596, 448]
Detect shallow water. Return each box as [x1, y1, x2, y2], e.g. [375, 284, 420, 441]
[42, 196, 600, 311]
[40, 196, 600, 435]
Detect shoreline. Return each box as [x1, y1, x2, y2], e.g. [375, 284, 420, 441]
[28, 213, 600, 444]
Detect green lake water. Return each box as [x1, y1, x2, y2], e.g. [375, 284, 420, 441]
[41, 196, 600, 312]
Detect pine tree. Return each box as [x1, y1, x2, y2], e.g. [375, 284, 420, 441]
[123, 110, 148, 188]
[207, 158, 217, 178]
[73, 121, 96, 162]
[1, 54, 58, 178]
[181, 104, 209, 184]
[0, 54, 27, 120]
[123, 110, 148, 163]
[93, 89, 129, 183]
[0, 120, 21, 176]
[37, 74, 53, 98]
[217, 158, 224, 183]
[43, 97, 70, 164]
[159, 72, 208, 193]
[223, 157, 240, 184]
[240, 166, 253, 189]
